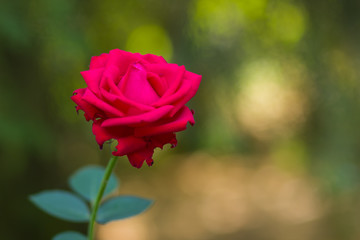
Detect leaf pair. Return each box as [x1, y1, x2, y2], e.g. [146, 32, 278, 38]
[30, 165, 153, 225]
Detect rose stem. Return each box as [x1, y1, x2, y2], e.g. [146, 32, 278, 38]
[88, 155, 118, 240]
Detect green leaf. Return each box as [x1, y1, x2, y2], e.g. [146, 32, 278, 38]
[29, 190, 90, 222]
[52, 231, 87, 240]
[69, 165, 119, 203]
[96, 195, 153, 224]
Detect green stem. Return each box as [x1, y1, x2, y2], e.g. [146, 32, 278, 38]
[88, 155, 118, 240]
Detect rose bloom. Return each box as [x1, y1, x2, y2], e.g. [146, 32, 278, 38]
[71, 49, 201, 168]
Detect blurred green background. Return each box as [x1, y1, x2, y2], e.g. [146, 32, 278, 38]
[1, 0, 360, 239]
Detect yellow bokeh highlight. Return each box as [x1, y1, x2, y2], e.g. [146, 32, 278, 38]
[268, 2, 307, 44]
[236, 59, 308, 140]
[126, 25, 173, 61]
[236, 0, 268, 20]
[191, 0, 267, 42]
[193, 0, 244, 38]
[191, 0, 306, 46]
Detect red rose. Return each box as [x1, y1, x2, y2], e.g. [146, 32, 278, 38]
[71, 49, 201, 168]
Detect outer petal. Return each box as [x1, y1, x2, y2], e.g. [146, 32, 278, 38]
[80, 68, 104, 95]
[125, 133, 177, 168]
[127, 148, 154, 168]
[150, 133, 177, 149]
[105, 49, 141, 75]
[142, 54, 167, 64]
[168, 70, 202, 116]
[101, 105, 174, 127]
[92, 119, 133, 147]
[92, 119, 112, 147]
[113, 136, 147, 156]
[90, 53, 109, 69]
[82, 89, 125, 117]
[100, 90, 155, 115]
[71, 88, 104, 121]
[134, 106, 195, 137]
[152, 70, 201, 116]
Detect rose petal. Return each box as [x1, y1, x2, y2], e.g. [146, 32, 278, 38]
[101, 105, 174, 127]
[90, 53, 109, 69]
[127, 148, 154, 168]
[99, 64, 122, 92]
[71, 88, 104, 121]
[119, 63, 160, 105]
[99, 66, 156, 114]
[80, 68, 104, 95]
[142, 54, 167, 64]
[145, 64, 185, 99]
[150, 133, 177, 149]
[147, 72, 168, 96]
[161, 65, 186, 98]
[92, 120, 111, 147]
[124, 133, 177, 168]
[82, 89, 125, 117]
[152, 77, 192, 108]
[169, 70, 202, 116]
[106, 49, 141, 75]
[134, 106, 195, 137]
[92, 119, 133, 147]
[100, 90, 155, 115]
[113, 136, 147, 156]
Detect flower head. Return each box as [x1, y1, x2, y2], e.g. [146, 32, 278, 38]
[71, 49, 201, 168]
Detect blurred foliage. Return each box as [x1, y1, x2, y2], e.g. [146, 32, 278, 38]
[1, 0, 360, 239]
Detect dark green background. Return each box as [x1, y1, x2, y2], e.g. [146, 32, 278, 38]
[1, 0, 360, 239]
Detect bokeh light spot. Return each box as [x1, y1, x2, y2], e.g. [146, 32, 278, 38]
[126, 25, 173, 61]
[268, 2, 307, 44]
[236, 59, 308, 140]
